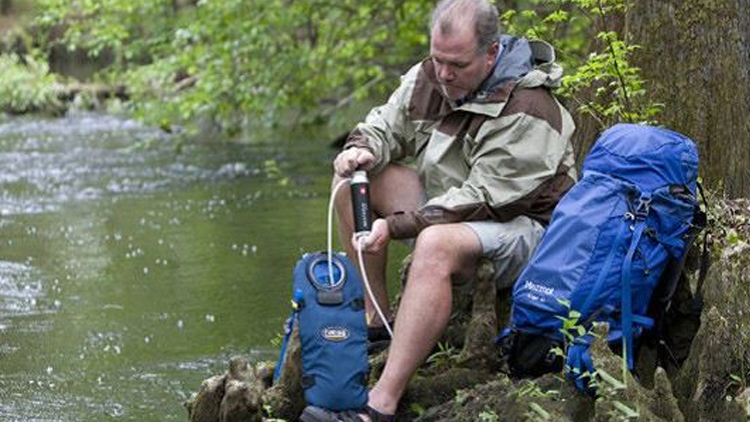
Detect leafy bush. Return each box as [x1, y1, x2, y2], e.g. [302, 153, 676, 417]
[36, 0, 431, 133]
[502, 0, 662, 128]
[0, 52, 63, 114]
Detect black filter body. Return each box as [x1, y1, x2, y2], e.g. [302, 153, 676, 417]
[350, 171, 372, 237]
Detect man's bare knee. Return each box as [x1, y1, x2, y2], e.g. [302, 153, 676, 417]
[411, 225, 482, 282]
[413, 226, 455, 262]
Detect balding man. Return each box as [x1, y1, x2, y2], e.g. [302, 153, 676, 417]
[304, 0, 577, 420]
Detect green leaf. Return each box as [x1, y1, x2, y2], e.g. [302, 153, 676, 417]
[597, 368, 626, 390]
[409, 403, 426, 416]
[528, 402, 551, 419]
[556, 298, 572, 308]
[612, 401, 640, 419]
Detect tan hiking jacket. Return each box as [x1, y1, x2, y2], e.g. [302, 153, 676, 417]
[344, 36, 577, 239]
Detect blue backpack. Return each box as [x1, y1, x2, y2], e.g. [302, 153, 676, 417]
[498, 124, 705, 391]
[275, 252, 369, 410]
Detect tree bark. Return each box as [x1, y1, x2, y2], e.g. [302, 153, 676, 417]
[629, 0, 750, 198]
[1, 0, 12, 15]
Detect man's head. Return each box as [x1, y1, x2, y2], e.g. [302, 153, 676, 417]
[429, 0, 500, 101]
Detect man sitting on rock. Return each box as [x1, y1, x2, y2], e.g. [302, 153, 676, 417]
[305, 0, 577, 420]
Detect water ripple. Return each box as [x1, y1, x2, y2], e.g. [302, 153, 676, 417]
[0, 113, 269, 217]
[0, 261, 44, 318]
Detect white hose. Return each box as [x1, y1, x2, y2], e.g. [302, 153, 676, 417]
[328, 178, 350, 286]
[357, 237, 394, 338]
[327, 177, 393, 339]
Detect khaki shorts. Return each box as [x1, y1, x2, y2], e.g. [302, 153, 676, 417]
[463, 216, 545, 290]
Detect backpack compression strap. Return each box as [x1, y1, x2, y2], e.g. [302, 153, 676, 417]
[621, 193, 653, 371]
[274, 289, 304, 382]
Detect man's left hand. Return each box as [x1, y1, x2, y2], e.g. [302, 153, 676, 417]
[353, 218, 390, 254]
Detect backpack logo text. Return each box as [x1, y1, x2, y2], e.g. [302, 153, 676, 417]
[321, 327, 350, 342]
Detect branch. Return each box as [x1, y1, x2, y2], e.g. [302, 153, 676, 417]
[316, 75, 385, 120]
[597, 0, 632, 119]
[569, 94, 607, 130]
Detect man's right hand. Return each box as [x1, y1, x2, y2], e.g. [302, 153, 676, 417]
[333, 147, 375, 178]
[353, 218, 390, 254]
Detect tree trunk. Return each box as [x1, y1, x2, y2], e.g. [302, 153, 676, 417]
[1, 0, 12, 15]
[629, 0, 750, 198]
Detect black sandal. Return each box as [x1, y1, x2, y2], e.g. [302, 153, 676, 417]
[366, 404, 395, 422]
[300, 406, 363, 422]
[299, 405, 395, 422]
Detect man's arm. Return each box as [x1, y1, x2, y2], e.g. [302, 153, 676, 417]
[385, 105, 576, 239]
[335, 65, 421, 177]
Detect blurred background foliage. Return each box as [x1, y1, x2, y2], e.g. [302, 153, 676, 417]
[0, 0, 747, 197]
[0, 0, 656, 135]
[33, 0, 434, 134]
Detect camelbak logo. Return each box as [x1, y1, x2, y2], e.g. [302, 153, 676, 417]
[523, 280, 554, 296]
[321, 327, 349, 342]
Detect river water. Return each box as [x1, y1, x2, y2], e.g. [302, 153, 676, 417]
[0, 112, 402, 421]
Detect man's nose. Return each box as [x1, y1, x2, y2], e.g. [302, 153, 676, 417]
[437, 64, 455, 82]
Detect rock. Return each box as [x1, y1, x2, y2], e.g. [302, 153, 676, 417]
[402, 368, 496, 420]
[414, 373, 591, 422]
[185, 357, 268, 422]
[227, 357, 256, 383]
[457, 259, 499, 370]
[220, 379, 264, 422]
[255, 361, 275, 390]
[368, 347, 389, 384]
[588, 324, 684, 422]
[219, 357, 264, 422]
[186, 374, 226, 422]
[262, 324, 305, 421]
[672, 241, 750, 422]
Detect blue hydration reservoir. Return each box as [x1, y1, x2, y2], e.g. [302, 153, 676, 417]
[275, 251, 369, 411]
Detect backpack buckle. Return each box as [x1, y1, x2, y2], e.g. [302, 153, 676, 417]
[635, 196, 652, 220]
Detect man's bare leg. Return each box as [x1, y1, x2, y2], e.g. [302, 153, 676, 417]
[332, 164, 424, 326]
[366, 223, 483, 416]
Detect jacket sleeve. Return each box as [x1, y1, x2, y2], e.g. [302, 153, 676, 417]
[386, 111, 575, 239]
[343, 65, 421, 174]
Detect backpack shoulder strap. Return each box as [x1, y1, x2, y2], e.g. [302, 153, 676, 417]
[646, 182, 711, 366]
[692, 181, 711, 308]
[652, 182, 708, 310]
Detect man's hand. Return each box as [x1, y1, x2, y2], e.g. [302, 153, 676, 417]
[333, 147, 375, 178]
[353, 218, 390, 254]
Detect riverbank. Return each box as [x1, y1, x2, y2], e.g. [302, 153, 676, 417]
[186, 198, 750, 422]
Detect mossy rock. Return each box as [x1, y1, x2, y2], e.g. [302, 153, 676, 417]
[184, 356, 266, 422]
[673, 245, 750, 422]
[414, 373, 590, 422]
[588, 324, 685, 422]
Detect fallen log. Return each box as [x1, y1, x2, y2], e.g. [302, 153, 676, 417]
[55, 82, 129, 103]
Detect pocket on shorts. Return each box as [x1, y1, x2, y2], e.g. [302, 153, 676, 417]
[464, 216, 545, 290]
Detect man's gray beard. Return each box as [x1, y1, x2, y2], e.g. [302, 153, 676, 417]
[439, 83, 460, 101]
[439, 83, 467, 106]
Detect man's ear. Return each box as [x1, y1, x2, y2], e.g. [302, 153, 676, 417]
[485, 41, 500, 67]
